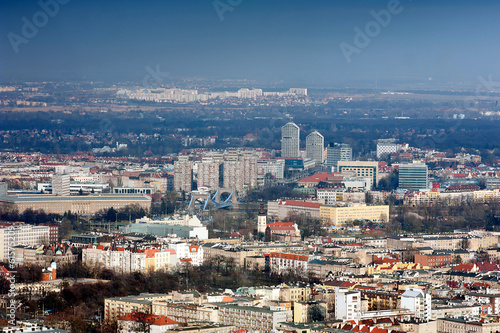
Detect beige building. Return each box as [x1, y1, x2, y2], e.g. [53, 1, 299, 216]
[196, 157, 220, 189]
[0, 193, 151, 215]
[437, 317, 500, 333]
[320, 204, 389, 226]
[337, 161, 379, 188]
[174, 156, 192, 192]
[152, 302, 218, 326]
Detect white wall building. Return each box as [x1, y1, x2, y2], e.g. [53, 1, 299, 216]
[0, 224, 50, 261]
[335, 288, 361, 321]
[281, 122, 300, 158]
[306, 131, 324, 164]
[401, 287, 432, 321]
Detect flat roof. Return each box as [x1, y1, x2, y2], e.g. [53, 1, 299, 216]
[0, 194, 151, 202]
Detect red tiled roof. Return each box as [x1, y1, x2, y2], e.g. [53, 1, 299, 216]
[119, 312, 177, 326]
[281, 200, 321, 208]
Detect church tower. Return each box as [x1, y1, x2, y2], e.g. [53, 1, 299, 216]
[257, 202, 267, 234]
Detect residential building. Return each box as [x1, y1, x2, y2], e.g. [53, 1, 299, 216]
[268, 252, 309, 275]
[414, 253, 451, 268]
[217, 304, 292, 332]
[335, 288, 361, 321]
[174, 156, 192, 192]
[105, 293, 174, 323]
[196, 157, 220, 189]
[400, 287, 431, 321]
[118, 313, 178, 333]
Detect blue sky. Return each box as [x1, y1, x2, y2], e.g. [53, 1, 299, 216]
[1, 0, 499, 86]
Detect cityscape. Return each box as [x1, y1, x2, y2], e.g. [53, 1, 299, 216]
[1, 1, 500, 333]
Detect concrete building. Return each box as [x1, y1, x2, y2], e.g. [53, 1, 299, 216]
[326, 143, 352, 170]
[376, 142, 398, 160]
[196, 157, 220, 189]
[0, 223, 51, 260]
[337, 161, 378, 188]
[0, 193, 151, 215]
[52, 174, 70, 196]
[256, 159, 285, 185]
[217, 304, 292, 332]
[320, 204, 389, 226]
[399, 163, 428, 190]
[335, 288, 361, 321]
[306, 131, 324, 164]
[281, 122, 300, 158]
[400, 287, 431, 321]
[267, 200, 321, 220]
[174, 156, 192, 192]
[0, 182, 7, 196]
[121, 222, 208, 240]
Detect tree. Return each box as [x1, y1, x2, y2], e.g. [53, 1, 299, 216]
[308, 304, 326, 322]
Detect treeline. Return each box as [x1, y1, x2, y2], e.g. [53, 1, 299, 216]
[392, 200, 500, 234]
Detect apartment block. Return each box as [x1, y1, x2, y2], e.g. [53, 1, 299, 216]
[217, 304, 292, 332]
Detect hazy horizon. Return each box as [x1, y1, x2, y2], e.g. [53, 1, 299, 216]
[2, 0, 500, 87]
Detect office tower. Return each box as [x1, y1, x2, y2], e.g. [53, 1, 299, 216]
[337, 161, 378, 189]
[376, 141, 398, 160]
[326, 143, 352, 170]
[398, 163, 428, 190]
[174, 156, 192, 192]
[197, 157, 220, 189]
[306, 131, 324, 164]
[281, 122, 300, 157]
[52, 174, 70, 196]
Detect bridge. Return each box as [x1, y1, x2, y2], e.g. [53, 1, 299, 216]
[187, 188, 238, 212]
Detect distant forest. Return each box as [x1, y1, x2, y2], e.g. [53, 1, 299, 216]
[0, 109, 498, 158]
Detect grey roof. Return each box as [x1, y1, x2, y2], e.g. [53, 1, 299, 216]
[0, 194, 151, 202]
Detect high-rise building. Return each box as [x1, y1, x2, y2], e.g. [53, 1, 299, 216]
[174, 156, 192, 192]
[306, 131, 324, 164]
[281, 122, 300, 158]
[399, 163, 428, 190]
[327, 143, 352, 170]
[197, 157, 220, 189]
[52, 174, 70, 196]
[223, 150, 258, 193]
[223, 151, 244, 193]
[241, 151, 258, 189]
